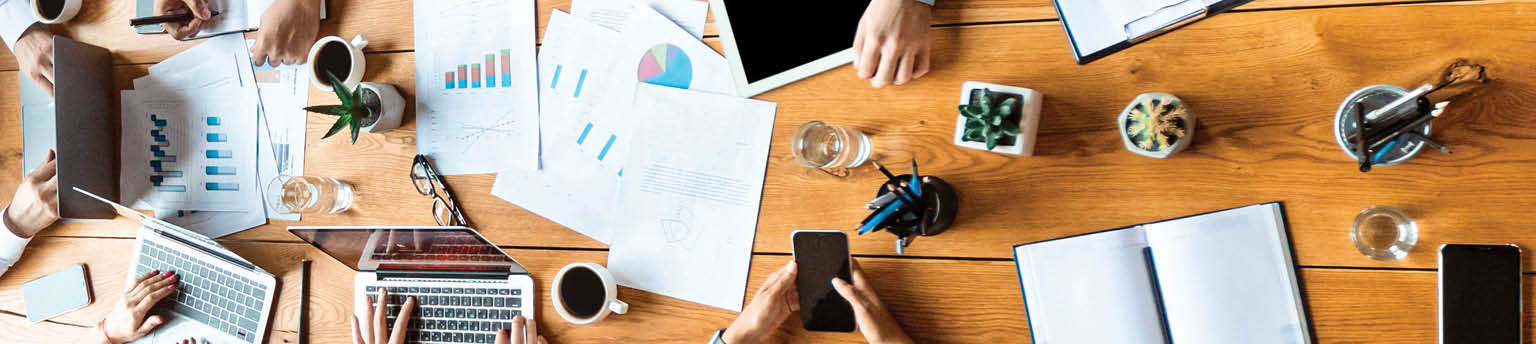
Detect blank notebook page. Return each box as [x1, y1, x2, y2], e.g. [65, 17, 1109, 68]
[1015, 228, 1168, 344]
[1143, 204, 1309, 344]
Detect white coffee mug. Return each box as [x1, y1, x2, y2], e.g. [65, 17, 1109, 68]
[31, 0, 80, 24]
[552, 263, 629, 325]
[306, 34, 369, 92]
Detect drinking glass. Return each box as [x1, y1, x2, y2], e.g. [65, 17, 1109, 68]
[1350, 205, 1417, 261]
[265, 176, 354, 214]
[790, 121, 873, 168]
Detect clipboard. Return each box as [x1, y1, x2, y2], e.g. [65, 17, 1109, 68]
[1053, 0, 1252, 64]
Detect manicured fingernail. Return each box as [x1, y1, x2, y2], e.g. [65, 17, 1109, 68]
[150, 269, 159, 275]
[161, 271, 173, 276]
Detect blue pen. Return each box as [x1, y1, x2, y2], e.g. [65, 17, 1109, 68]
[1372, 138, 1398, 164]
[859, 199, 904, 234]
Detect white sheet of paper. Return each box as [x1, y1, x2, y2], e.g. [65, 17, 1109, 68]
[571, 0, 709, 38]
[1014, 227, 1168, 344]
[414, 0, 541, 175]
[119, 88, 263, 212]
[152, 209, 265, 238]
[606, 84, 776, 311]
[588, 6, 737, 172]
[492, 10, 624, 244]
[247, 39, 310, 221]
[1144, 204, 1308, 344]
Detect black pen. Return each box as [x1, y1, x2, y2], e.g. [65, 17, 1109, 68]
[298, 259, 311, 344]
[130, 10, 221, 27]
[1403, 132, 1452, 154]
[1353, 104, 1372, 172]
[872, 161, 917, 203]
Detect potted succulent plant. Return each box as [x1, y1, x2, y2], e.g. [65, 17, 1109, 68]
[1118, 93, 1195, 158]
[304, 71, 405, 143]
[953, 81, 1042, 156]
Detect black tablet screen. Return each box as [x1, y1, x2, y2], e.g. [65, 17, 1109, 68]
[720, 0, 870, 83]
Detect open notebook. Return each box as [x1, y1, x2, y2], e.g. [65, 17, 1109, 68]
[1013, 202, 1312, 344]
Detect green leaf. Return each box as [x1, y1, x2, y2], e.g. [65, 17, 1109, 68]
[998, 98, 1017, 116]
[990, 114, 1003, 126]
[964, 127, 983, 141]
[323, 114, 350, 139]
[325, 71, 355, 107]
[1001, 120, 1020, 136]
[964, 118, 984, 130]
[350, 118, 362, 144]
[985, 134, 998, 150]
[304, 105, 352, 117]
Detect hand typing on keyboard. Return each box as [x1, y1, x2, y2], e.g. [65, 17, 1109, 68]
[352, 288, 546, 344]
[94, 270, 180, 344]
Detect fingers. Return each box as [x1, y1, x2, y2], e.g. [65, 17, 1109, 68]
[856, 38, 880, 80]
[852, 27, 866, 71]
[495, 328, 511, 344]
[511, 315, 527, 344]
[914, 46, 931, 79]
[374, 289, 388, 344]
[351, 315, 367, 344]
[34, 54, 54, 96]
[251, 39, 270, 67]
[133, 278, 177, 313]
[183, 0, 211, 19]
[895, 49, 916, 86]
[523, 314, 540, 344]
[129, 271, 173, 303]
[871, 46, 899, 88]
[831, 277, 865, 310]
[359, 297, 375, 344]
[133, 315, 164, 337]
[132, 270, 159, 287]
[388, 296, 415, 344]
[29, 152, 57, 183]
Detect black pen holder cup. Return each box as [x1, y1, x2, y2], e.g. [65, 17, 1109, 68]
[873, 175, 958, 238]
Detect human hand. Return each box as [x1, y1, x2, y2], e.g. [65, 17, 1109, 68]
[99, 270, 179, 344]
[496, 315, 547, 344]
[251, 0, 321, 66]
[173, 337, 206, 344]
[723, 260, 798, 343]
[5, 150, 58, 238]
[854, 0, 933, 88]
[155, 0, 213, 40]
[351, 288, 416, 344]
[831, 259, 913, 344]
[13, 24, 55, 96]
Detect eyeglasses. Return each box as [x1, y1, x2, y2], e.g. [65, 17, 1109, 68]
[410, 155, 470, 226]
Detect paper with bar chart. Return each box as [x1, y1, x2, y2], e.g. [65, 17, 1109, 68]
[493, 10, 626, 244]
[414, 0, 540, 175]
[120, 90, 262, 212]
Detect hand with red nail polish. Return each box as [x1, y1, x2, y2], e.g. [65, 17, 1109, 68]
[96, 270, 179, 343]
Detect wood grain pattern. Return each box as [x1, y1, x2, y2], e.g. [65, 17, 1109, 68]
[0, 0, 1467, 71]
[11, 1, 1536, 271]
[2, 237, 1533, 343]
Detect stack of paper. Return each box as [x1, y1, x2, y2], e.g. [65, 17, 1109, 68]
[119, 35, 309, 237]
[490, 1, 777, 312]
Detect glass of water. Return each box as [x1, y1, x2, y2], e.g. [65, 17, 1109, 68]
[790, 121, 873, 168]
[265, 176, 355, 214]
[1350, 205, 1418, 261]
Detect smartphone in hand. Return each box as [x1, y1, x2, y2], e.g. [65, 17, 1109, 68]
[792, 230, 855, 332]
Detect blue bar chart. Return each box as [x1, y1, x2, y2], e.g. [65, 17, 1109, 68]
[203, 115, 239, 191]
[148, 114, 186, 193]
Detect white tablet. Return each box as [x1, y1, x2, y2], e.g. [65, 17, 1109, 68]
[710, 0, 869, 97]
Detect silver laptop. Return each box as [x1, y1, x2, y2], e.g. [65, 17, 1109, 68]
[288, 226, 534, 344]
[75, 188, 278, 343]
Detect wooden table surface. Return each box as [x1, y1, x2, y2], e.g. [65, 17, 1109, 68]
[5, 0, 1536, 343]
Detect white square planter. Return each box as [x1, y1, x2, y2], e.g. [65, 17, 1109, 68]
[954, 81, 1042, 156]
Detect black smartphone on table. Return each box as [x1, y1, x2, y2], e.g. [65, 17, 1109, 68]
[1439, 244, 1521, 344]
[792, 230, 856, 332]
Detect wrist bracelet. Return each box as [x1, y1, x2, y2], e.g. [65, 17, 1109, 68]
[98, 319, 117, 344]
[709, 327, 728, 344]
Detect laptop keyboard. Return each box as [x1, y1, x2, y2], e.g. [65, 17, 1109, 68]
[136, 240, 267, 343]
[366, 285, 525, 344]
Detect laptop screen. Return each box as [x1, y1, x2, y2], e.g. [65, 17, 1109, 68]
[290, 227, 526, 274]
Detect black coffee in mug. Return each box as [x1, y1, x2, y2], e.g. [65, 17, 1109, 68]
[558, 266, 606, 319]
[36, 0, 65, 19]
[314, 41, 353, 86]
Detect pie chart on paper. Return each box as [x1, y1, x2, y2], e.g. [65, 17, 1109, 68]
[637, 44, 693, 89]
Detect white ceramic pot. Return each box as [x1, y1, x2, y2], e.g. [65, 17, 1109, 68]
[953, 81, 1042, 156]
[1118, 92, 1195, 159]
[359, 82, 404, 133]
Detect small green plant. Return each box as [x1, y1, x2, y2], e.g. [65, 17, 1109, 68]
[304, 71, 374, 144]
[1124, 95, 1190, 152]
[959, 88, 1020, 150]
